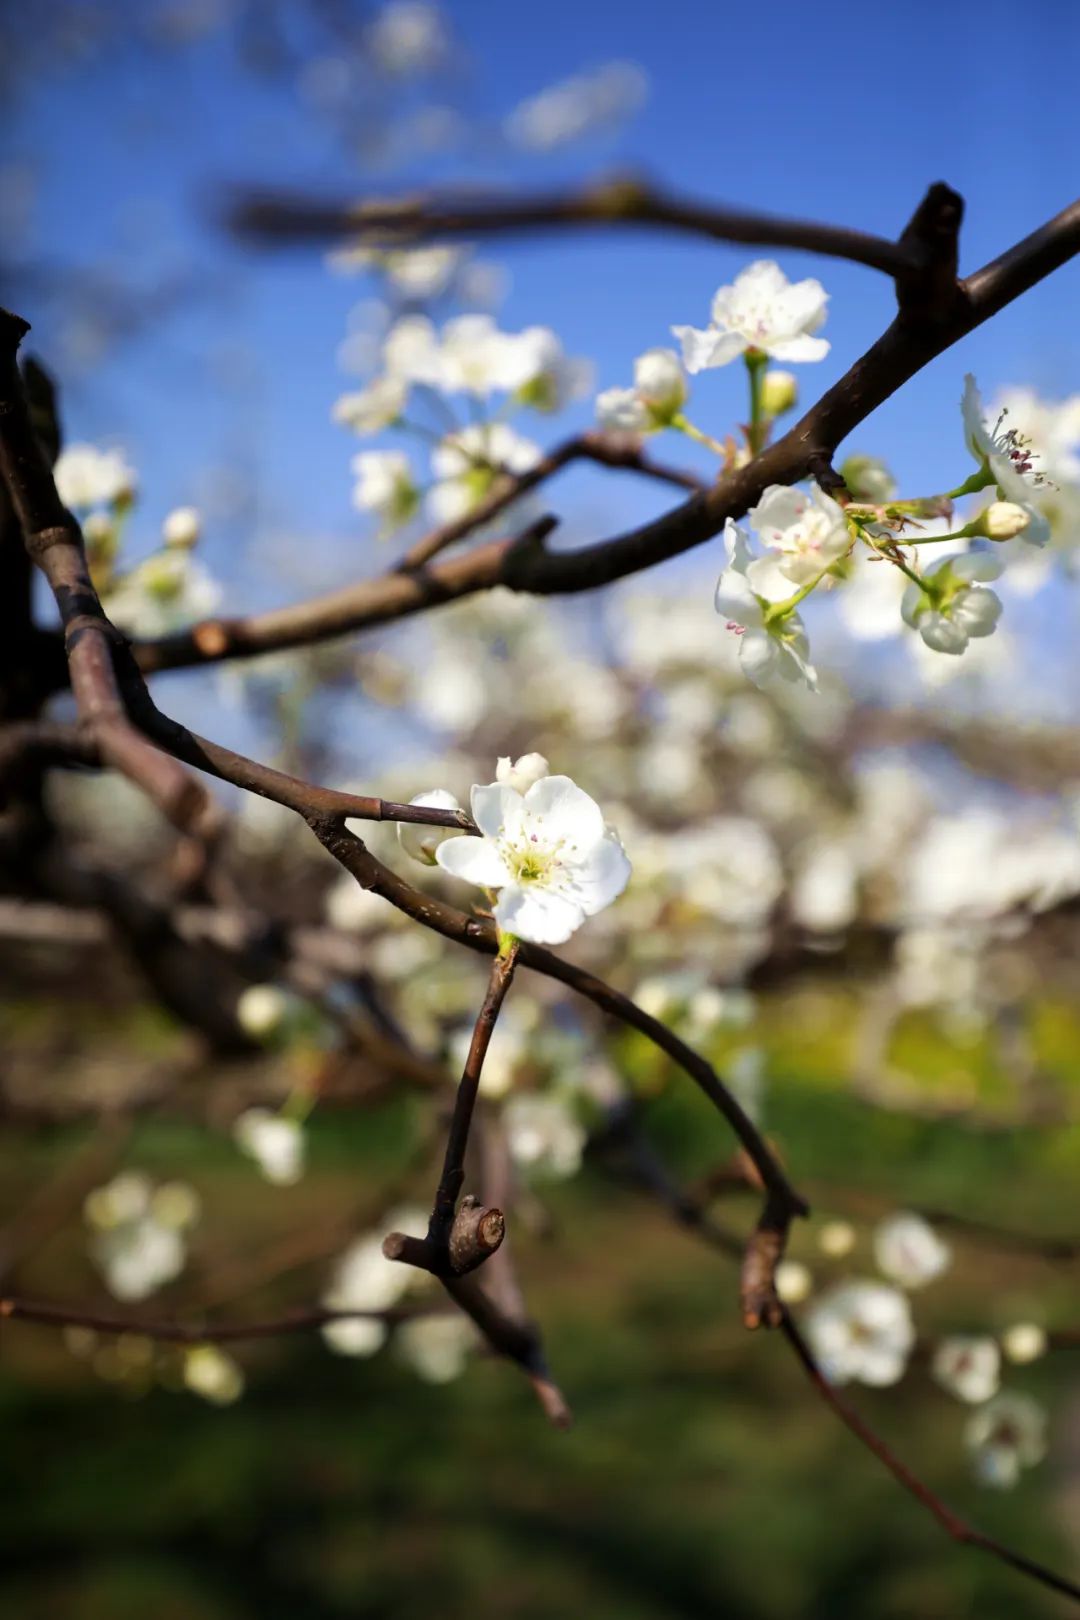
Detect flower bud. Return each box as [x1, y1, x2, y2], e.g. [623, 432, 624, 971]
[1001, 1323, 1047, 1365]
[596, 386, 648, 433]
[839, 454, 896, 503]
[818, 1219, 856, 1258]
[633, 347, 687, 422]
[775, 1259, 813, 1304]
[759, 369, 798, 417]
[162, 506, 201, 549]
[397, 789, 462, 865]
[495, 753, 549, 794]
[236, 984, 290, 1041]
[979, 501, 1031, 541]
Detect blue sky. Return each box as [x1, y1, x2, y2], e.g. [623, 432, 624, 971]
[7, 0, 1080, 634]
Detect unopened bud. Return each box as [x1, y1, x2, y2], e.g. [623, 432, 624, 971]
[495, 753, 549, 795]
[1001, 1323, 1047, 1364]
[236, 984, 290, 1041]
[839, 454, 896, 503]
[979, 501, 1031, 541]
[397, 789, 462, 865]
[162, 506, 201, 549]
[633, 347, 687, 422]
[760, 369, 798, 417]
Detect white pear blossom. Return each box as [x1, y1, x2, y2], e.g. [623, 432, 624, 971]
[1001, 1323, 1048, 1365]
[435, 315, 536, 397]
[931, 1336, 1001, 1404]
[103, 550, 221, 638]
[596, 348, 687, 433]
[962, 375, 1051, 544]
[84, 1172, 198, 1302]
[716, 518, 818, 691]
[325, 872, 389, 932]
[235, 984, 291, 1041]
[504, 1092, 586, 1178]
[775, 1259, 813, 1304]
[397, 1314, 476, 1383]
[351, 450, 419, 531]
[873, 1212, 950, 1290]
[495, 753, 549, 794]
[901, 553, 1003, 655]
[790, 839, 858, 933]
[331, 375, 408, 434]
[427, 423, 542, 526]
[162, 506, 201, 548]
[511, 326, 593, 412]
[183, 1345, 245, 1405]
[322, 1206, 431, 1358]
[383, 245, 461, 298]
[55, 443, 137, 511]
[673, 260, 829, 372]
[232, 1109, 306, 1186]
[382, 316, 443, 385]
[991, 385, 1080, 481]
[435, 773, 630, 945]
[965, 1392, 1047, 1488]
[749, 484, 851, 586]
[805, 1280, 914, 1387]
[818, 1220, 857, 1258]
[396, 789, 462, 865]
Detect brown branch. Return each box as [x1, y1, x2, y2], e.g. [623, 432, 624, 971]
[229, 174, 920, 277]
[0, 1293, 440, 1344]
[131, 186, 1080, 677]
[779, 1312, 1080, 1606]
[0, 310, 210, 834]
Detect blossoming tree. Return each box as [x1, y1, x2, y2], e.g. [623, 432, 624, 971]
[4, 12, 1080, 1609]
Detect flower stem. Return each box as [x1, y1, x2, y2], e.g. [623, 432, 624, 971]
[670, 412, 728, 458]
[745, 350, 768, 457]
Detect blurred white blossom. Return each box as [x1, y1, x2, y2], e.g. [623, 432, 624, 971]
[674, 261, 829, 372]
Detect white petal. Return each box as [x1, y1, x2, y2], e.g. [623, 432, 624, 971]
[738, 629, 780, 687]
[520, 774, 605, 850]
[435, 835, 513, 888]
[494, 883, 584, 945]
[671, 324, 745, 373]
[470, 782, 522, 840]
[746, 553, 794, 603]
[560, 832, 632, 915]
[766, 334, 830, 363]
[715, 566, 764, 629]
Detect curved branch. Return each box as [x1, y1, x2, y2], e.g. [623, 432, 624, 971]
[229, 175, 920, 277]
[133, 187, 1080, 677]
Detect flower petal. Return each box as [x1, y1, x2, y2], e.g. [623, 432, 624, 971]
[520, 774, 605, 850]
[435, 835, 513, 888]
[470, 782, 522, 841]
[766, 334, 830, 363]
[494, 883, 584, 945]
[671, 324, 745, 373]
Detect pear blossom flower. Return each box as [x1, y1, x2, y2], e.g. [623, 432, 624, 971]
[991, 385, 1080, 481]
[397, 1314, 476, 1383]
[1001, 1323, 1048, 1365]
[818, 1220, 857, 1259]
[396, 789, 462, 865]
[162, 506, 201, 548]
[232, 1109, 306, 1186]
[183, 1345, 245, 1405]
[873, 1212, 950, 1290]
[965, 1392, 1047, 1488]
[435, 315, 535, 397]
[775, 1260, 813, 1304]
[235, 984, 291, 1041]
[351, 450, 419, 531]
[84, 1172, 199, 1302]
[54, 443, 137, 511]
[495, 753, 549, 794]
[673, 260, 829, 373]
[511, 327, 593, 412]
[331, 375, 408, 434]
[931, 1336, 1001, 1404]
[715, 518, 818, 691]
[749, 484, 851, 586]
[804, 1279, 914, 1387]
[596, 348, 687, 434]
[427, 423, 542, 525]
[962, 375, 1051, 544]
[322, 1206, 431, 1359]
[435, 773, 630, 945]
[103, 550, 221, 638]
[901, 553, 1003, 655]
[504, 1092, 586, 1178]
[382, 316, 443, 385]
